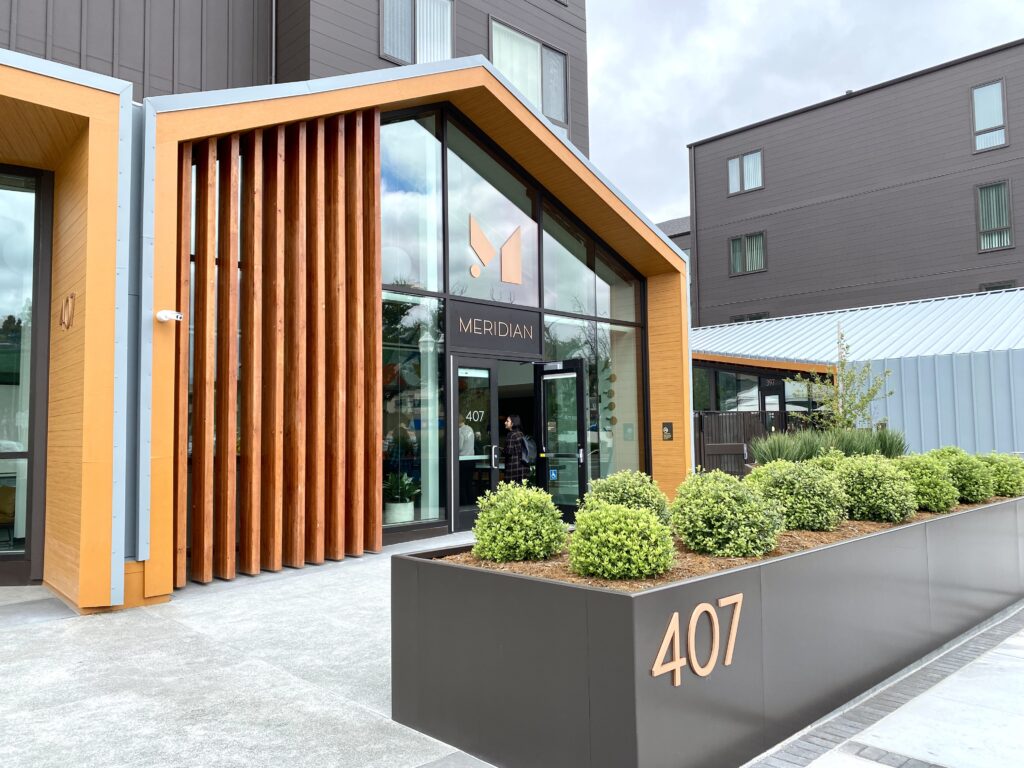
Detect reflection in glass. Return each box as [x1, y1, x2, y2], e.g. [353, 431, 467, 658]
[693, 367, 712, 411]
[595, 246, 638, 322]
[543, 204, 595, 315]
[716, 371, 758, 412]
[0, 174, 35, 554]
[383, 292, 445, 526]
[382, 115, 443, 291]
[447, 121, 539, 306]
[543, 372, 580, 506]
[457, 367, 492, 507]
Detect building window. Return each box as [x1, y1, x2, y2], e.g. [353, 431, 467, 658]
[972, 80, 1007, 151]
[490, 20, 568, 130]
[729, 232, 766, 274]
[729, 312, 768, 322]
[977, 181, 1013, 251]
[380, 0, 453, 65]
[979, 280, 1017, 292]
[727, 149, 763, 194]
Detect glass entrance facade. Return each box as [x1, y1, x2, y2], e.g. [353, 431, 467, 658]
[381, 107, 647, 529]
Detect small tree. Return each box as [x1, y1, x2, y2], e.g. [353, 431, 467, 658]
[787, 324, 890, 430]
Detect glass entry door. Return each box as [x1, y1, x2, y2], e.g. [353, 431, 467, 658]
[536, 360, 587, 516]
[453, 360, 498, 531]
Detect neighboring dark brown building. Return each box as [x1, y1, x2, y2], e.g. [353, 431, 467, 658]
[0, 0, 589, 152]
[683, 38, 1024, 327]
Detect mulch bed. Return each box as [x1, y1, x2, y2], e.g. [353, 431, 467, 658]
[441, 500, 1006, 593]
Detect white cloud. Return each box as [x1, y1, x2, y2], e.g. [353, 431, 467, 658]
[587, 0, 1024, 224]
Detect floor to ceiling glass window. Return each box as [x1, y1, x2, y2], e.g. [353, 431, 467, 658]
[381, 107, 646, 528]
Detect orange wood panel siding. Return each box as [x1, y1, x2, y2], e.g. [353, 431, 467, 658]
[324, 115, 347, 561]
[214, 134, 240, 581]
[305, 118, 326, 565]
[172, 110, 382, 584]
[343, 111, 365, 558]
[261, 126, 286, 572]
[239, 130, 264, 576]
[173, 142, 192, 589]
[362, 110, 383, 553]
[283, 121, 308, 569]
[191, 139, 217, 584]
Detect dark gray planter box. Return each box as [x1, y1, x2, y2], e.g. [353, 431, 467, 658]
[392, 498, 1024, 768]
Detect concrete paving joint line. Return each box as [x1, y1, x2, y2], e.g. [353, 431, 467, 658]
[742, 597, 1024, 768]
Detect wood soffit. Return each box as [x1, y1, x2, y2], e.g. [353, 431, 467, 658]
[0, 94, 88, 169]
[153, 68, 684, 279]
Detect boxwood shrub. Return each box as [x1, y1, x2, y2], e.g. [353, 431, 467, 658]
[895, 454, 959, 513]
[836, 454, 916, 523]
[927, 447, 995, 503]
[472, 482, 567, 562]
[670, 470, 784, 557]
[978, 453, 1024, 497]
[584, 469, 670, 524]
[568, 500, 674, 580]
[745, 459, 847, 531]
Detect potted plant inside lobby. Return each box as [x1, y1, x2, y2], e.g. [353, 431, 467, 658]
[383, 472, 419, 525]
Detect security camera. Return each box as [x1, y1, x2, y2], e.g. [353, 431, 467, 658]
[156, 310, 184, 323]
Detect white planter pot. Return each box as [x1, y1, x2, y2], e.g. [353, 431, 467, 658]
[384, 501, 416, 525]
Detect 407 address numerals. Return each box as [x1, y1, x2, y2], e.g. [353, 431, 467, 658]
[651, 592, 743, 687]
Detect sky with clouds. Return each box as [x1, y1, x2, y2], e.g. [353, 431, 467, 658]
[586, 0, 1024, 225]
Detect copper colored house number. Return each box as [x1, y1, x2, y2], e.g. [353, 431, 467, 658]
[651, 593, 743, 686]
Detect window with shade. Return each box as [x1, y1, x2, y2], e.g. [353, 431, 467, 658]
[729, 232, 766, 275]
[490, 20, 568, 133]
[380, 0, 453, 65]
[727, 149, 763, 194]
[972, 80, 1007, 152]
[977, 181, 1013, 252]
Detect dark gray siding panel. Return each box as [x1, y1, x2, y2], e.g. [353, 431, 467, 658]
[0, 0, 273, 100]
[276, 0, 311, 82]
[300, 0, 589, 155]
[692, 42, 1024, 326]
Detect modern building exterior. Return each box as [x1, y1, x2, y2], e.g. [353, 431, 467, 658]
[691, 289, 1024, 456]
[685, 38, 1024, 327]
[0, 48, 691, 611]
[0, 0, 589, 152]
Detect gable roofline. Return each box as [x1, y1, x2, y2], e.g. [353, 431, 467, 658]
[144, 55, 687, 268]
[688, 36, 1024, 149]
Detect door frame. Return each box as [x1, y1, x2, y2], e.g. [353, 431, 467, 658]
[0, 164, 53, 586]
[449, 354, 502, 532]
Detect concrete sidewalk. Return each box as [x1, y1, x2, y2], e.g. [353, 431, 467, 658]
[0, 532, 492, 768]
[748, 600, 1024, 768]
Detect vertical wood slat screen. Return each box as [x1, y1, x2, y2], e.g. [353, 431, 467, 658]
[173, 109, 382, 585]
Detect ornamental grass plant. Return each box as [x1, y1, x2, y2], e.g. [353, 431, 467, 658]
[750, 428, 907, 464]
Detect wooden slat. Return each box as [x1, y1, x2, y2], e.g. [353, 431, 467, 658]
[191, 138, 217, 584]
[362, 109, 383, 553]
[260, 125, 286, 572]
[214, 134, 240, 581]
[173, 141, 192, 589]
[305, 117, 327, 564]
[324, 115, 347, 561]
[239, 129, 263, 576]
[344, 110, 365, 556]
[283, 120, 308, 568]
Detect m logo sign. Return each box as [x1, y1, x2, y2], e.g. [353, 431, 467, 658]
[468, 215, 522, 285]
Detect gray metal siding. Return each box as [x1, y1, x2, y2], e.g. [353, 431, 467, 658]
[296, 0, 589, 154]
[0, 0, 273, 100]
[692, 43, 1024, 326]
[870, 350, 1024, 454]
[276, 0, 311, 82]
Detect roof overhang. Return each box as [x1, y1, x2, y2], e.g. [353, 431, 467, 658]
[692, 352, 834, 375]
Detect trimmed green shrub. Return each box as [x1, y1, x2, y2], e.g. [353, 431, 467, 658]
[896, 454, 959, 513]
[472, 482, 567, 562]
[808, 447, 847, 472]
[746, 460, 847, 531]
[927, 448, 995, 504]
[836, 455, 916, 522]
[568, 501, 674, 580]
[670, 470, 784, 557]
[978, 453, 1024, 497]
[584, 470, 670, 524]
[750, 428, 908, 464]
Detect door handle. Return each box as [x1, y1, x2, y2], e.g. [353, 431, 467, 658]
[578, 447, 584, 465]
[491, 444, 499, 470]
